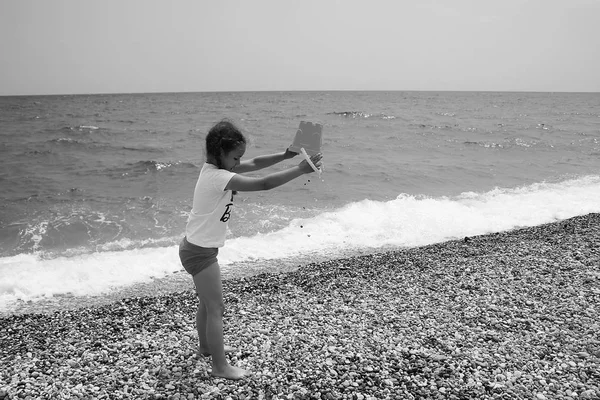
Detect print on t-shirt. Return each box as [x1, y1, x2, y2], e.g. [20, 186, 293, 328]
[220, 193, 234, 223]
[220, 203, 233, 222]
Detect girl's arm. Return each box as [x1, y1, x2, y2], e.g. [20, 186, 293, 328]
[226, 154, 322, 192]
[235, 149, 297, 173]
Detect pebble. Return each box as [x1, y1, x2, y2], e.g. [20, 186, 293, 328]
[0, 213, 599, 399]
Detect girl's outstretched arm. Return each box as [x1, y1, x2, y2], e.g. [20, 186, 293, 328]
[226, 154, 322, 192]
[235, 149, 297, 173]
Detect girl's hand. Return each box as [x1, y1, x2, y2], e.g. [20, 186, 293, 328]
[299, 153, 323, 173]
[284, 148, 298, 160]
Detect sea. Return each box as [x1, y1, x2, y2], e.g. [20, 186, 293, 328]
[1, 91, 599, 315]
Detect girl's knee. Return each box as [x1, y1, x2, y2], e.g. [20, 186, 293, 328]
[205, 301, 225, 316]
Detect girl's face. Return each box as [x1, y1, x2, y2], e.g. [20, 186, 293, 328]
[221, 143, 246, 171]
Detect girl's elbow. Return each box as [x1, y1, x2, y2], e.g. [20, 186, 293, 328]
[262, 181, 276, 191]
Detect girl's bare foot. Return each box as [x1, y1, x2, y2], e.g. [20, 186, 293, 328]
[198, 345, 237, 357]
[211, 365, 250, 380]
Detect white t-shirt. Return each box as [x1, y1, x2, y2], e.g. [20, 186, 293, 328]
[185, 163, 236, 248]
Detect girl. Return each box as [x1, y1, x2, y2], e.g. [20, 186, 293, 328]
[179, 120, 323, 380]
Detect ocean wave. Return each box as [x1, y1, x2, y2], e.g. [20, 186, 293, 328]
[462, 137, 548, 149]
[95, 236, 181, 252]
[48, 137, 83, 144]
[2, 210, 124, 257]
[220, 175, 600, 263]
[1, 175, 598, 308]
[536, 123, 551, 130]
[0, 246, 182, 312]
[463, 141, 505, 149]
[114, 160, 197, 176]
[410, 123, 456, 130]
[60, 125, 101, 131]
[23, 149, 53, 155]
[121, 146, 165, 153]
[0, 199, 185, 258]
[328, 111, 396, 120]
[46, 137, 113, 150]
[47, 138, 165, 154]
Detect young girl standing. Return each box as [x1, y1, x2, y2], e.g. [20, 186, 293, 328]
[179, 120, 323, 380]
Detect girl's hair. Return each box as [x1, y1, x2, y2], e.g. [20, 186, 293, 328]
[205, 120, 247, 168]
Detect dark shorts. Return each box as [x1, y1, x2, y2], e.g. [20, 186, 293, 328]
[178, 237, 218, 277]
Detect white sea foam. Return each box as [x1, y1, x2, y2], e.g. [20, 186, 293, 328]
[1, 175, 599, 312]
[221, 175, 600, 261]
[0, 247, 181, 313]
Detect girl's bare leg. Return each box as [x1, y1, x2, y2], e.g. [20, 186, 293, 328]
[196, 300, 237, 355]
[193, 262, 248, 380]
[196, 300, 208, 348]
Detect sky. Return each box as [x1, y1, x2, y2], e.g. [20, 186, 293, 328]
[1, 0, 599, 95]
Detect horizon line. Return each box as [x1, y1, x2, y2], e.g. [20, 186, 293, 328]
[2, 89, 600, 97]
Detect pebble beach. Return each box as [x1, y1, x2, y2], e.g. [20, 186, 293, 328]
[1, 214, 599, 400]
